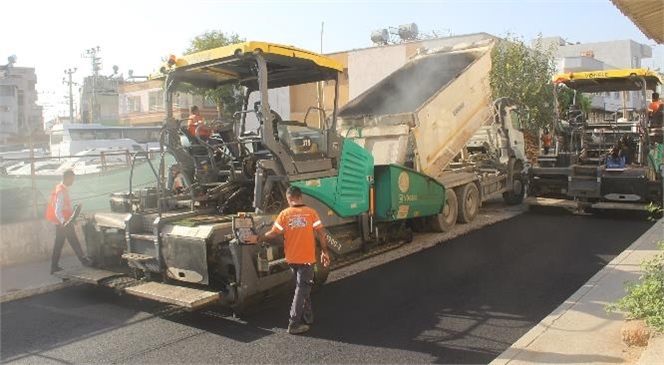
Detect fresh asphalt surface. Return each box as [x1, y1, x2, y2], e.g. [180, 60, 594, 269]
[0, 210, 655, 364]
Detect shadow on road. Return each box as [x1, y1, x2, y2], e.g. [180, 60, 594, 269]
[235, 212, 654, 363]
[0, 211, 654, 364]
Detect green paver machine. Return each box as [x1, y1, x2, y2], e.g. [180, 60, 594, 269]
[55, 41, 447, 312]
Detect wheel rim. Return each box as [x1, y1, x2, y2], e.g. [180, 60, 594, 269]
[443, 197, 455, 224]
[466, 190, 478, 216]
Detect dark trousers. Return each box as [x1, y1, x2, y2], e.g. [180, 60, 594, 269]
[289, 264, 314, 326]
[51, 224, 86, 272]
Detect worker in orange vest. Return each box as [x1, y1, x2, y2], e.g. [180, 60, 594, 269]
[187, 105, 212, 139]
[45, 169, 91, 274]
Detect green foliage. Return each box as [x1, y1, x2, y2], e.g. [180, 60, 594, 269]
[182, 30, 245, 119]
[490, 34, 556, 132]
[607, 241, 664, 333]
[184, 30, 243, 55]
[556, 86, 592, 116]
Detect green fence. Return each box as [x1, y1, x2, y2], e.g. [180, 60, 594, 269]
[0, 156, 174, 224]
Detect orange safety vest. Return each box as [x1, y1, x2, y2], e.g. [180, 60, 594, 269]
[187, 114, 211, 138]
[541, 133, 552, 147]
[45, 183, 72, 224]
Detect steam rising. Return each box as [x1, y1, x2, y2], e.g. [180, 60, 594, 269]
[339, 51, 478, 119]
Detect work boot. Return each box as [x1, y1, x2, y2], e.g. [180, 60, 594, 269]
[50, 266, 63, 274]
[287, 323, 310, 335]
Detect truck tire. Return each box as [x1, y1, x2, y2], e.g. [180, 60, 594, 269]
[503, 173, 525, 205]
[457, 183, 479, 223]
[429, 189, 457, 232]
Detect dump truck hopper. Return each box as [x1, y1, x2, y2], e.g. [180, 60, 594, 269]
[338, 40, 496, 177]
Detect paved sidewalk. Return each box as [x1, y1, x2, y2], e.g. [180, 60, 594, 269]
[492, 219, 664, 365]
[0, 255, 79, 301]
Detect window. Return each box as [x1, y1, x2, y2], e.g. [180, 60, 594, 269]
[95, 130, 122, 140]
[126, 96, 141, 112]
[276, 122, 328, 156]
[70, 130, 96, 140]
[149, 91, 164, 111]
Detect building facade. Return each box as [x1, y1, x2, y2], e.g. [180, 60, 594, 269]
[79, 75, 122, 125]
[118, 80, 217, 126]
[0, 66, 43, 145]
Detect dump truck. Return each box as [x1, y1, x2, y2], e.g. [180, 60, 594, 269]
[337, 39, 527, 232]
[527, 69, 663, 212]
[54, 41, 448, 312]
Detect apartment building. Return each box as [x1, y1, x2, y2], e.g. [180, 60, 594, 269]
[0, 66, 43, 144]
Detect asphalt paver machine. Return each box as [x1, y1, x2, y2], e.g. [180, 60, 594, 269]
[55, 41, 448, 312]
[527, 69, 663, 212]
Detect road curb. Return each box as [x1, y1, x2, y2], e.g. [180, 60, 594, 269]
[0, 281, 80, 304]
[490, 218, 664, 365]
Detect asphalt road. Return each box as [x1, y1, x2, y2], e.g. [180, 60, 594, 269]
[0, 211, 654, 364]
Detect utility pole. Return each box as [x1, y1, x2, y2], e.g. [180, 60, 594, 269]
[63, 68, 77, 123]
[82, 46, 101, 123]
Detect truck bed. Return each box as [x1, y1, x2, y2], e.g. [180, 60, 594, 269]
[338, 40, 496, 177]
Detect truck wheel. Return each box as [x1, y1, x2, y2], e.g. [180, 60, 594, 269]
[429, 189, 458, 232]
[457, 183, 479, 223]
[503, 173, 525, 205]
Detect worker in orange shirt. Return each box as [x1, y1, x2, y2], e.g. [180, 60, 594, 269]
[187, 105, 212, 139]
[648, 92, 663, 117]
[45, 170, 92, 274]
[246, 186, 330, 335]
[541, 128, 553, 155]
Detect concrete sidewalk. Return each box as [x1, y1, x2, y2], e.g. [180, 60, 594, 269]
[0, 255, 80, 302]
[492, 219, 664, 365]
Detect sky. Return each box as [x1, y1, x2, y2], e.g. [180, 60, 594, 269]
[1, 0, 663, 121]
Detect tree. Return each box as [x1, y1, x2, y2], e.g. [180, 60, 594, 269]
[556, 84, 592, 118]
[182, 30, 245, 119]
[490, 34, 557, 132]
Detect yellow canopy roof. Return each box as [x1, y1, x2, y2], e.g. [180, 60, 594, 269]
[553, 68, 662, 92]
[152, 41, 344, 89]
